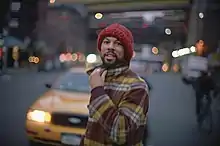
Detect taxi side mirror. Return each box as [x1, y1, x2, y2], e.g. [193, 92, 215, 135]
[45, 83, 52, 88]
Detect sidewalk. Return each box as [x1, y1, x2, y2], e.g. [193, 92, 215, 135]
[0, 67, 37, 75]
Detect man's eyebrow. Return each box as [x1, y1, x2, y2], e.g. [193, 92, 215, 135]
[104, 38, 120, 42]
[103, 38, 110, 41]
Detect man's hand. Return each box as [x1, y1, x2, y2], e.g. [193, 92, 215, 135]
[89, 68, 107, 89]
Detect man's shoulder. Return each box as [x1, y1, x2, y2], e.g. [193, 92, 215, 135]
[121, 69, 147, 85]
[104, 70, 148, 93]
[118, 70, 149, 95]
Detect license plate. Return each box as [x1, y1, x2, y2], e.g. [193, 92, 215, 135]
[61, 133, 81, 145]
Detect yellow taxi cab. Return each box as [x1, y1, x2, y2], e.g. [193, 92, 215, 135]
[26, 68, 90, 146]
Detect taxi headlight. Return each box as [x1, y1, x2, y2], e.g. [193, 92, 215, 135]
[27, 110, 51, 123]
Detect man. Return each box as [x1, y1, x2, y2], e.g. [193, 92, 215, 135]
[182, 40, 216, 116]
[81, 23, 149, 146]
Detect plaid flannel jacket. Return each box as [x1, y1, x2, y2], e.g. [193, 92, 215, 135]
[81, 66, 149, 146]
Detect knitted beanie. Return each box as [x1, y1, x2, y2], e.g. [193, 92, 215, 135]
[97, 23, 134, 61]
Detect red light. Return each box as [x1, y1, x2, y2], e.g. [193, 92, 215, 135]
[76, 52, 84, 61]
[59, 53, 66, 62]
[60, 53, 65, 58]
[0, 48, 2, 57]
[142, 24, 148, 28]
[76, 52, 82, 57]
[66, 53, 72, 61]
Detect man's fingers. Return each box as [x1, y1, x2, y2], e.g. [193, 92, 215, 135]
[101, 70, 107, 81]
[90, 68, 101, 76]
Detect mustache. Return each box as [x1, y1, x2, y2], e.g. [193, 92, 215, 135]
[104, 51, 117, 57]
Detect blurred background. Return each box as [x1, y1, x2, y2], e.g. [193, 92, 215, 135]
[0, 0, 219, 73]
[0, 0, 220, 146]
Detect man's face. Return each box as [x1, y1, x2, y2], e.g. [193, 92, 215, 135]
[100, 37, 125, 65]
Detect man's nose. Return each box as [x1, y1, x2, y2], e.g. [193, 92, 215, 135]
[107, 42, 114, 50]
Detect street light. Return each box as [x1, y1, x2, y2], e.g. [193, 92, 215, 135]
[172, 50, 179, 58]
[86, 54, 97, 63]
[165, 28, 171, 35]
[152, 47, 159, 55]
[50, 0, 55, 4]
[95, 13, 103, 20]
[199, 12, 204, 19]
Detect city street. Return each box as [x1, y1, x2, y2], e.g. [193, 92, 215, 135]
[0, 70, 220, 146]
[0, 70, 63, 146]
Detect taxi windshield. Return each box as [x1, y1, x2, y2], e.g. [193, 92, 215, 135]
[52, 72, 90, 93]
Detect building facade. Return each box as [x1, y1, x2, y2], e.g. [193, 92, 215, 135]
[36, 1, 87, 55]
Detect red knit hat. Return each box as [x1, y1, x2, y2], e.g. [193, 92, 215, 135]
[97, 23, 134, 61]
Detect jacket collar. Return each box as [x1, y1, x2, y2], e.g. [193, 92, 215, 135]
[86, 64, 129, 77]
[105, 65, 129, 77]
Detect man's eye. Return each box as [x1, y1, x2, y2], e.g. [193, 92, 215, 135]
[115, 42, 122, 46]
[103, 41, 109, 44]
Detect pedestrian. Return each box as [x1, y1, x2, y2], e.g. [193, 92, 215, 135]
[81, 23, 149, 146]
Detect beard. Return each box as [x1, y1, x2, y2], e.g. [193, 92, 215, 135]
[100, 56, 128, 69]
[86, 55, 129, 75]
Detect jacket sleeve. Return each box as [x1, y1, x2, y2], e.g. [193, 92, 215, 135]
[87, 82, 149, 145]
